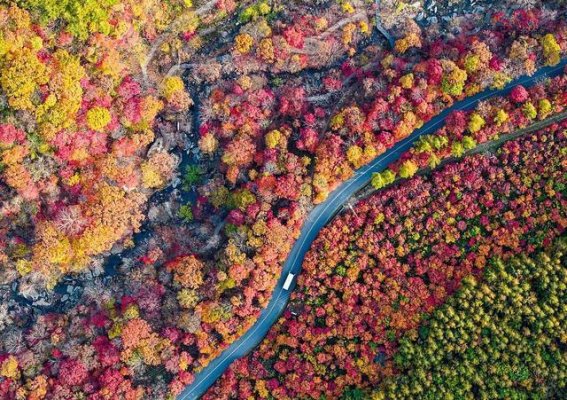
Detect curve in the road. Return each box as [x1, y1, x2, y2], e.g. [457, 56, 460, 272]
[178, 59, 567, 400]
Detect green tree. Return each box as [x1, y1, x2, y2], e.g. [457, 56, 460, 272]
[370, 237, 567, 399]
[178, 203, 193, 222]
[183, 165, 202, 190]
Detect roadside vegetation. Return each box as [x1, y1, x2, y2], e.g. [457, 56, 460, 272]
[0, 1, 566, 399]
[206, 120, 566, 399]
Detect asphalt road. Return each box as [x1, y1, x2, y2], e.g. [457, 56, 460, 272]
[178, 59, 567, 400]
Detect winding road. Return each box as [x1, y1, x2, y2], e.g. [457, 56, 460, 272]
[178, 59, 567, 400]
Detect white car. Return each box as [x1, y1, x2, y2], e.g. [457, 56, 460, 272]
[282, 273, 295, 290]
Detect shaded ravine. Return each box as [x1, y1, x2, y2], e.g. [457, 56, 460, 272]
[178, 59, 567, 400]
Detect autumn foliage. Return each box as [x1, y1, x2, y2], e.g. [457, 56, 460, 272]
[0, 2, 566, 399]
[0, 0, 245, 285]
[372, 74, 567, 189]
[205, 126, 566, 399]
